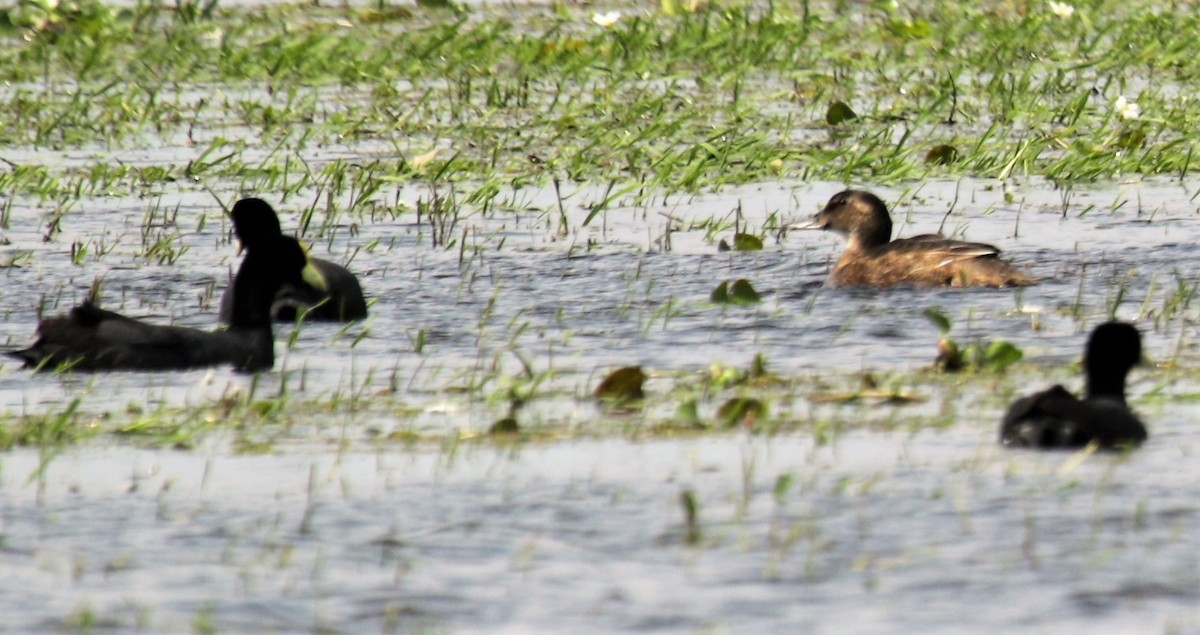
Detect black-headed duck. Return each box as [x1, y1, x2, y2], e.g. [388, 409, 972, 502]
[10, 235, 326, 372]
[1000, 321, 1146, 450]
[219, 198, 368, 323]
[801, 190, 1035, 288]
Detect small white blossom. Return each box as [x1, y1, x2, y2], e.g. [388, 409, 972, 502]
[1048, 1, 1074, 18]
[592, 11, 621, 28]
[1114, 95, 1141, 121]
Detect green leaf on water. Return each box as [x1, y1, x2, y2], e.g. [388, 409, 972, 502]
[717, 397, 766, 427]
[595, 366, 647, 403]
[825, 101, 858, 125]
[732, 233, 763, 251]
[925, 144, 959, 166]
[489, 417, 520, 435]
[710, 281, 730, 303]
[674, 399, 702, 426]
[712, 279, 760, 305]
[729, 279, 761, 304]
[983, 340, 1023, 372]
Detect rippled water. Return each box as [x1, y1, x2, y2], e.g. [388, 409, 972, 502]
[3, 408, 1200, 634]
[3, 170, 1200, 632]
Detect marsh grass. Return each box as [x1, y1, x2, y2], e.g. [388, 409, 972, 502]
[1, 0, 1199, 201]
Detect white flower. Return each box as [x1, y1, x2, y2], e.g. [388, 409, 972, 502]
[1048, 1, 1074, 18]
[1114, 95, 1141, 121]
[592, 11, 621, 27]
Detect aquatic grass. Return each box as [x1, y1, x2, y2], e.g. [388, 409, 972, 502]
[5, 1, 1200, 194]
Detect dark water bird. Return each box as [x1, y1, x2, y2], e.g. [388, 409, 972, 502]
[1000, 321, 1146, 450]
[797, 190, 1035, 288]
[9, 236, 326, 372]
[219, 197, 367, 323]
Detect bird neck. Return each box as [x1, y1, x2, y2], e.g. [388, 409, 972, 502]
[849, 216, 892, 250]
[227, 254, 280, 331]
[1085, 369, 1127, 404]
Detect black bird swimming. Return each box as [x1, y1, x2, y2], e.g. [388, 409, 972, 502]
[10, 235, 326, 372]
[1000, 321, 1146, 450]
[219, 197, 368, 323]
[798, 190, 1035, 288]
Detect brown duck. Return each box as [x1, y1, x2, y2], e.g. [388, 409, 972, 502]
[801, 190, 1035, 288]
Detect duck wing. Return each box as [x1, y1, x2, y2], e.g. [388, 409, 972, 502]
[1000, 385, 1146, 449]
[891, 234, 1003, 264]
[850, 234, 1035, 287]
[1000, 385, 1084, 448]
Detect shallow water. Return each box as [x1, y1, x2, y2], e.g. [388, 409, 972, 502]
[3, 175, 1200, 632]
[3, 410, 1200, 634]
[5, 5, 1200, 624]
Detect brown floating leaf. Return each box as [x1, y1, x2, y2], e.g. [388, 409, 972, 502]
[595, 366, 647, 403]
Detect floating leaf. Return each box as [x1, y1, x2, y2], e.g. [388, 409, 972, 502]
[925, 144, 959, 166]
[983, 340, 1024, 372]
[674, 399, 702, 426]
[732, 233, 763, 251]
[595, 366, 646, 403]
[489, 417, 520, 435]
[729, 279, 761, 304]
[923, 307, 952, 334]
[710, 281, 730, 303]
[712, 280, 760, 305]
[709, 362, 748, 389]
[825, 101, 858, 125]
[717, 397, 766, 427]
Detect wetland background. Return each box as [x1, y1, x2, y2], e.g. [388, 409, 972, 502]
[2, 0, 1200, 632]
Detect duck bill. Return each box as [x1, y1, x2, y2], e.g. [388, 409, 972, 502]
[785, 213, 830, 232]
